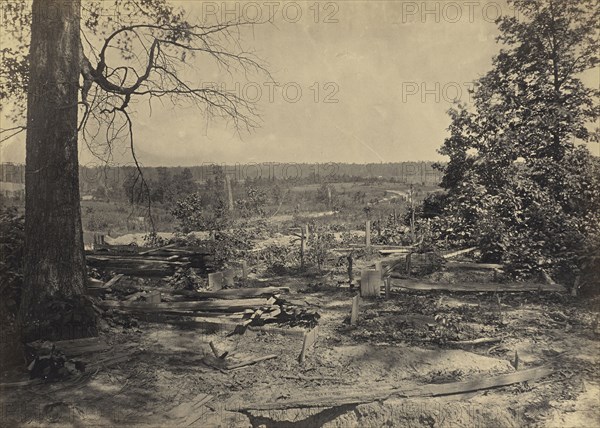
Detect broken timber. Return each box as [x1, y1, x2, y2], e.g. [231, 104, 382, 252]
[231, 366, 553, 411]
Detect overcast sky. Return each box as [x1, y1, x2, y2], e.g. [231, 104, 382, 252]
[1, 0, 598, 166]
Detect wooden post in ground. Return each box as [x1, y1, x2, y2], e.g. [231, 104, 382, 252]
[299, 325, 319, 363]
[347, 251, 354, 288]
[240, 260, 248, 281]
[225, 175, 234, 212]
[350, 295, 360, 325]
[300, 226, 306, 268]
[360, 269, 381, 297]
[375, 261, 382, 277]
[384, 277, 390, 300]
[365, 220, 371, 248]
[405, 253, 412, 276]
[208, 272, 224, 291]
[223, 268, 235, 287]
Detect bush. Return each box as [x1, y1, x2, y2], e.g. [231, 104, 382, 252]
[305, 224, 335, 272]
[0, 208, 25, 370]
[0, 207, 24, 315]
[256, 244, 300, 275]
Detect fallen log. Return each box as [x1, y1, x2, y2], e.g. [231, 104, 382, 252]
[232, 366, 553, 411]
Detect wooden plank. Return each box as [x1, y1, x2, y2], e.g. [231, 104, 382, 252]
[86, 350, 138, 370]
[138, 244, 176, 256]
[172, 286, 289, 300]
[104, 274, 124, 288]
[389, 278, 566, 292]
[203, 354, 278, 371]
[378, 249, 412, 255]
[298, 325, 319, 363]
[448, 337, 502, 347]
[227, 354, 278, 370]
[442, 247, 477, 259]
[232, 366, 553, 411]
[246, 325, 307, 337]
[87, 256, 188, 265]
[99, 298, 275, 313]
[408, 366, 553, 397]
[445, 261, 504, 270]
[350, 295, 359, 325]
[167, 393, 214, 426]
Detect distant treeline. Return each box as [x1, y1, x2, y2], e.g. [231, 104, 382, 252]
[1, 161, 444, 192]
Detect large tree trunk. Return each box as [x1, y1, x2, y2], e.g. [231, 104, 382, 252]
[20, 0, 95, 341]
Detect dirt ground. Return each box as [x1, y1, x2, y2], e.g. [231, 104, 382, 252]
[1, 267, 599, 428]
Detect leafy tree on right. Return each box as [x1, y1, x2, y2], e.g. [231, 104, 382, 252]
[429, 0, 599, 285]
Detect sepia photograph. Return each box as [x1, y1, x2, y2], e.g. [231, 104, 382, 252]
[0, 0, 599, 426]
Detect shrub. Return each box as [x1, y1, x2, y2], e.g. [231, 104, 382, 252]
[256, 244, 300, 275]
[0, 207, 24, 315]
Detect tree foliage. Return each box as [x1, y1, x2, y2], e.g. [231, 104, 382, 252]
[431, 0, 599, 282]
